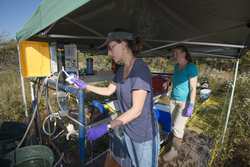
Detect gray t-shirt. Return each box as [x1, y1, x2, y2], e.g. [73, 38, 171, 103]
[113, 59, 159, 143]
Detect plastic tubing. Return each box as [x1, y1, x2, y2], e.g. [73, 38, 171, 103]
[56, 70, 86, 130]
[42, 71, 59, 136]
[53, 153, 64, 167]
[16, 78, 46, 150]
[10, 73, 55, 166]
[42, 114, 58, 136]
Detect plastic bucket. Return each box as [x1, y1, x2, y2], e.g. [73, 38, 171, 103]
[200, 89, 212, 100]
[0, 122, 27, 158]
[0, 145, 54, 167]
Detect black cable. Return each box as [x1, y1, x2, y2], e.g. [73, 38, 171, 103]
[68, 60, 81, 74]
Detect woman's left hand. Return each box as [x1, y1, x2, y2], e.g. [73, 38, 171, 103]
[86, 123, 109, 141]
[185, 105, 193, 117]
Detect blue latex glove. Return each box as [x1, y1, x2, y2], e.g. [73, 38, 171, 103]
[157, 74, 166, 79]
[86, 123, 109, 141]
[185, 105, 193, 117]
[69, 74, 87, 89]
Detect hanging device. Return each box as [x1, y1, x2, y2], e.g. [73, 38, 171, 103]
[56, 40, 69, 117]
[50, 42, 78, 74]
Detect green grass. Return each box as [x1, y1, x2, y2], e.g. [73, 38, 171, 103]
[0, 66, 249, 166]
[187, 70, 250, 166]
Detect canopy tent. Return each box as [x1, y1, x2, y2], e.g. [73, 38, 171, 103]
[16, 1, 250, 166]
[16, 0, 250, 59]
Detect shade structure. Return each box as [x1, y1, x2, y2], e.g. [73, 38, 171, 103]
[15, 1, 250, 166]
[16, 0, 250, 59]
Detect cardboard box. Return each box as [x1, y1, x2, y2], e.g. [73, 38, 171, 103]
[93, 70, 113, 75]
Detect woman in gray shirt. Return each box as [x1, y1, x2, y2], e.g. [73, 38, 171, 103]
[70, 28, 160, 167]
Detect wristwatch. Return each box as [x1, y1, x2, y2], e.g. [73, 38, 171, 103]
[107, 122, 112, 131]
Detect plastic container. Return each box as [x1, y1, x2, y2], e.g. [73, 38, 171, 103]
[153, 103, 172, 133]
[104, 104, 120, 114]
[92, 100, 108, 114]
[19, 41, 51, 77]
[0, 145, 54, 167]
[0, 122, 27, 158]
[200, 89, 212, 100]
[105, 100, 120, 113]
[152, 76, 170, 94]
[86, 58, 93, 75]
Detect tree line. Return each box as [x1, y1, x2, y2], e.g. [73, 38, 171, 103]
[1, 31, 250, 73]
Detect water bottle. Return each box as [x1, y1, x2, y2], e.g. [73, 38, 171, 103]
[86, 58, 93, 75]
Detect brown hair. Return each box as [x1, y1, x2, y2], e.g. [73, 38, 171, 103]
[113, 29, 143, 56]
[125, 34, 143, 56]
[174, 45, 193, 62]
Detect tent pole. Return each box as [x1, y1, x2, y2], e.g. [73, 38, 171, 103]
[222, 58, 240, 144]
[143, 42, 165, 57]
[39, 21, 57, 36]
[222, 28, 249, 143]
[142, 23, 246, 54]
[18, 45, 28, 124]
[63, 16, 105, 37]
[142, 51, 239, 59]
[143, 40, 245, 49]
[46, 34, 105, 39]
[43, 34, 245, 49]
[18, 45, 32, 144]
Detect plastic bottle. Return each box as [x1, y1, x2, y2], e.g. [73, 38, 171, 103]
[86, 58, 93, 75]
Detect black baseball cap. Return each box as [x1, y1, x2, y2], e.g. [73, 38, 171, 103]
[98, 28, 134, 52]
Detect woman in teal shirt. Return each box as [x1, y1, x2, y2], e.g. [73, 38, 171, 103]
[158, 45, 198, 162]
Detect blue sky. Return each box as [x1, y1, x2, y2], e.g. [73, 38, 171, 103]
[0, 0, 43, 40]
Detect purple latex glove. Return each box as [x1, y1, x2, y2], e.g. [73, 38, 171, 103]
[157, 74, 166, 79]
[185, 105, 193, 117]
[86, 123, 109, 141]
[69, 74, 87, 89]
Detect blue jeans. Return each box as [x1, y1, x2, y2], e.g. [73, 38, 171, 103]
[124, 131, 160, 167]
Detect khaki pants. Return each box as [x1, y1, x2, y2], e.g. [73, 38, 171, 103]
[169, 97, 189, 138]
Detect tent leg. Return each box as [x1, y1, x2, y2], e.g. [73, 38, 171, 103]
[18, 45, 32, 145]
[222, 58, 240, 144]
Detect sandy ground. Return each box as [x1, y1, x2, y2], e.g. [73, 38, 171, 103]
[83, 128, 215, 167]
[158, 129, 215, 167]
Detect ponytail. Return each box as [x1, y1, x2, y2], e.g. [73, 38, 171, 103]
[113, 29, 143, 56]
[127, 34, 143, 56]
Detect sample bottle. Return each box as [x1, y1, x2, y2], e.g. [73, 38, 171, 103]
[86, 58, 93, 75]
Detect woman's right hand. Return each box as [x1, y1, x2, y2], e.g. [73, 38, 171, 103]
[69, 74, 87, 89]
